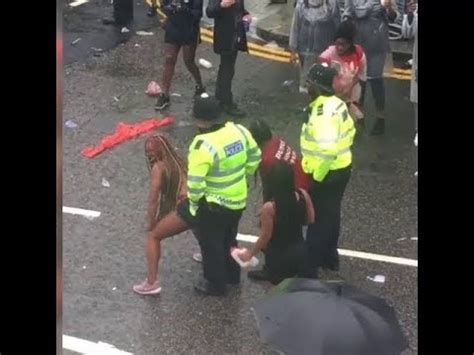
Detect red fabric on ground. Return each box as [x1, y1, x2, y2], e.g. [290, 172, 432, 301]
[81, 117, 174, 158]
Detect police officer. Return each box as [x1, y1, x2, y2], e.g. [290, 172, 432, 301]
[133, 94, 260, 296]
[187, 94, 261, 295]
[300, 63, 355, 272]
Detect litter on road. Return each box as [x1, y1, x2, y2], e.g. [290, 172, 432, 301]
[112, 287, 117, 291]
[101, 178, 111, 188]
[136, 31, 154, 36]
[82, 265, 87, 269]
[411, 237, 418, 241]
[396, 237, 406, 241]
[134, 43, 141, 47]
[367, 275, 386, 283]
[282, 79, 294, 87]
[198, 58, 213, 69]
[146, 81, 162, 97]
[121, 27, 130, 33]
[71, 38, 82, 46]
[65, 120, 78, 129]
[113, 96, 120, 102]
[91, 47, 103, 52]
[171, 93, 182, 97]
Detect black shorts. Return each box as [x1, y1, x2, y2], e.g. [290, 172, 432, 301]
[176, 198, 198, 227]
[164, 25, 200, 46]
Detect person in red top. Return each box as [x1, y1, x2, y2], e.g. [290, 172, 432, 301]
[247, 120, 313, 282]
[319, 21, 367, 128]
[249, 119, 311, 202]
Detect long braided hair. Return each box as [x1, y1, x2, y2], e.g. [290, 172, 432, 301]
[145, 135, 187, 220]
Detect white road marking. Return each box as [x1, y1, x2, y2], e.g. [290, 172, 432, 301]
[70, 0, 90, 7]
[62, 206, 101, 219]
[63, 335, 133, 354]
[236, 233, 418, 268]
[338, 249, 417, 267]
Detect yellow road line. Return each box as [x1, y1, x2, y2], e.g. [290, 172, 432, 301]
[384, 72, 411, 80]
[200, 27, 291, 58]
[393, 68, 412, 75]
[200, 33, 290, 63]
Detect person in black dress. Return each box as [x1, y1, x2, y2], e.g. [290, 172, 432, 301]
[154, 0, 206, 110]
[239, 161, 316, 284]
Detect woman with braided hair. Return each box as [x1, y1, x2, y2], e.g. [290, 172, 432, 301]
[134, 135, 201, 295]
[144, 135, 188, 228]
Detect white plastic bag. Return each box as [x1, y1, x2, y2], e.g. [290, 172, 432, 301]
[231, 247, 259, 268]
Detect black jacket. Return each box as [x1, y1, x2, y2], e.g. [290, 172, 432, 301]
[206, 0, 248, 54]
[162, 0, 203, 44]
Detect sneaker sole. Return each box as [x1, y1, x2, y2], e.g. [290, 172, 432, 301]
[154, 102, 170, 111]
[133, 286, 162, 295]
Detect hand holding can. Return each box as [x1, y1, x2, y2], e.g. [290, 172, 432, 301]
[242, 14, 252, 32]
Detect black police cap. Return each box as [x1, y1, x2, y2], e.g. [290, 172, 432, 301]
[307, 63, 337, 93]
[193, 93, 222, 121]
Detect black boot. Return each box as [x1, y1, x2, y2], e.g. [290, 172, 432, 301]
[194, 85, 206, 97]
[154, 93, 170, 110]
[221, 103, 246, 118]
[147, 6, 157, 17]
[194, 279, 226, 296]
[371, 118, 385, 136]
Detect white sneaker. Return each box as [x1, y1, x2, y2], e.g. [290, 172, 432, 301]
[192, 253, 202, 263]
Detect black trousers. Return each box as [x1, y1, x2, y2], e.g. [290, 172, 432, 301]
[306, 166, 351, 270]
[215, 51, 238, 106]
[113, 0, 133, 26]
[198, 203, 243, 289]
[360, 78, 386, 112]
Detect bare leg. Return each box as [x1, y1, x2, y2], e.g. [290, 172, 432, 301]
[146, 211, 189, 284]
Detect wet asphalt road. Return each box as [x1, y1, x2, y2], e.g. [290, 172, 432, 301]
[62, 1, 418, 354]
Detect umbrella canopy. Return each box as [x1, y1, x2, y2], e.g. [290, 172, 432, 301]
[253, 278, 408, 355]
